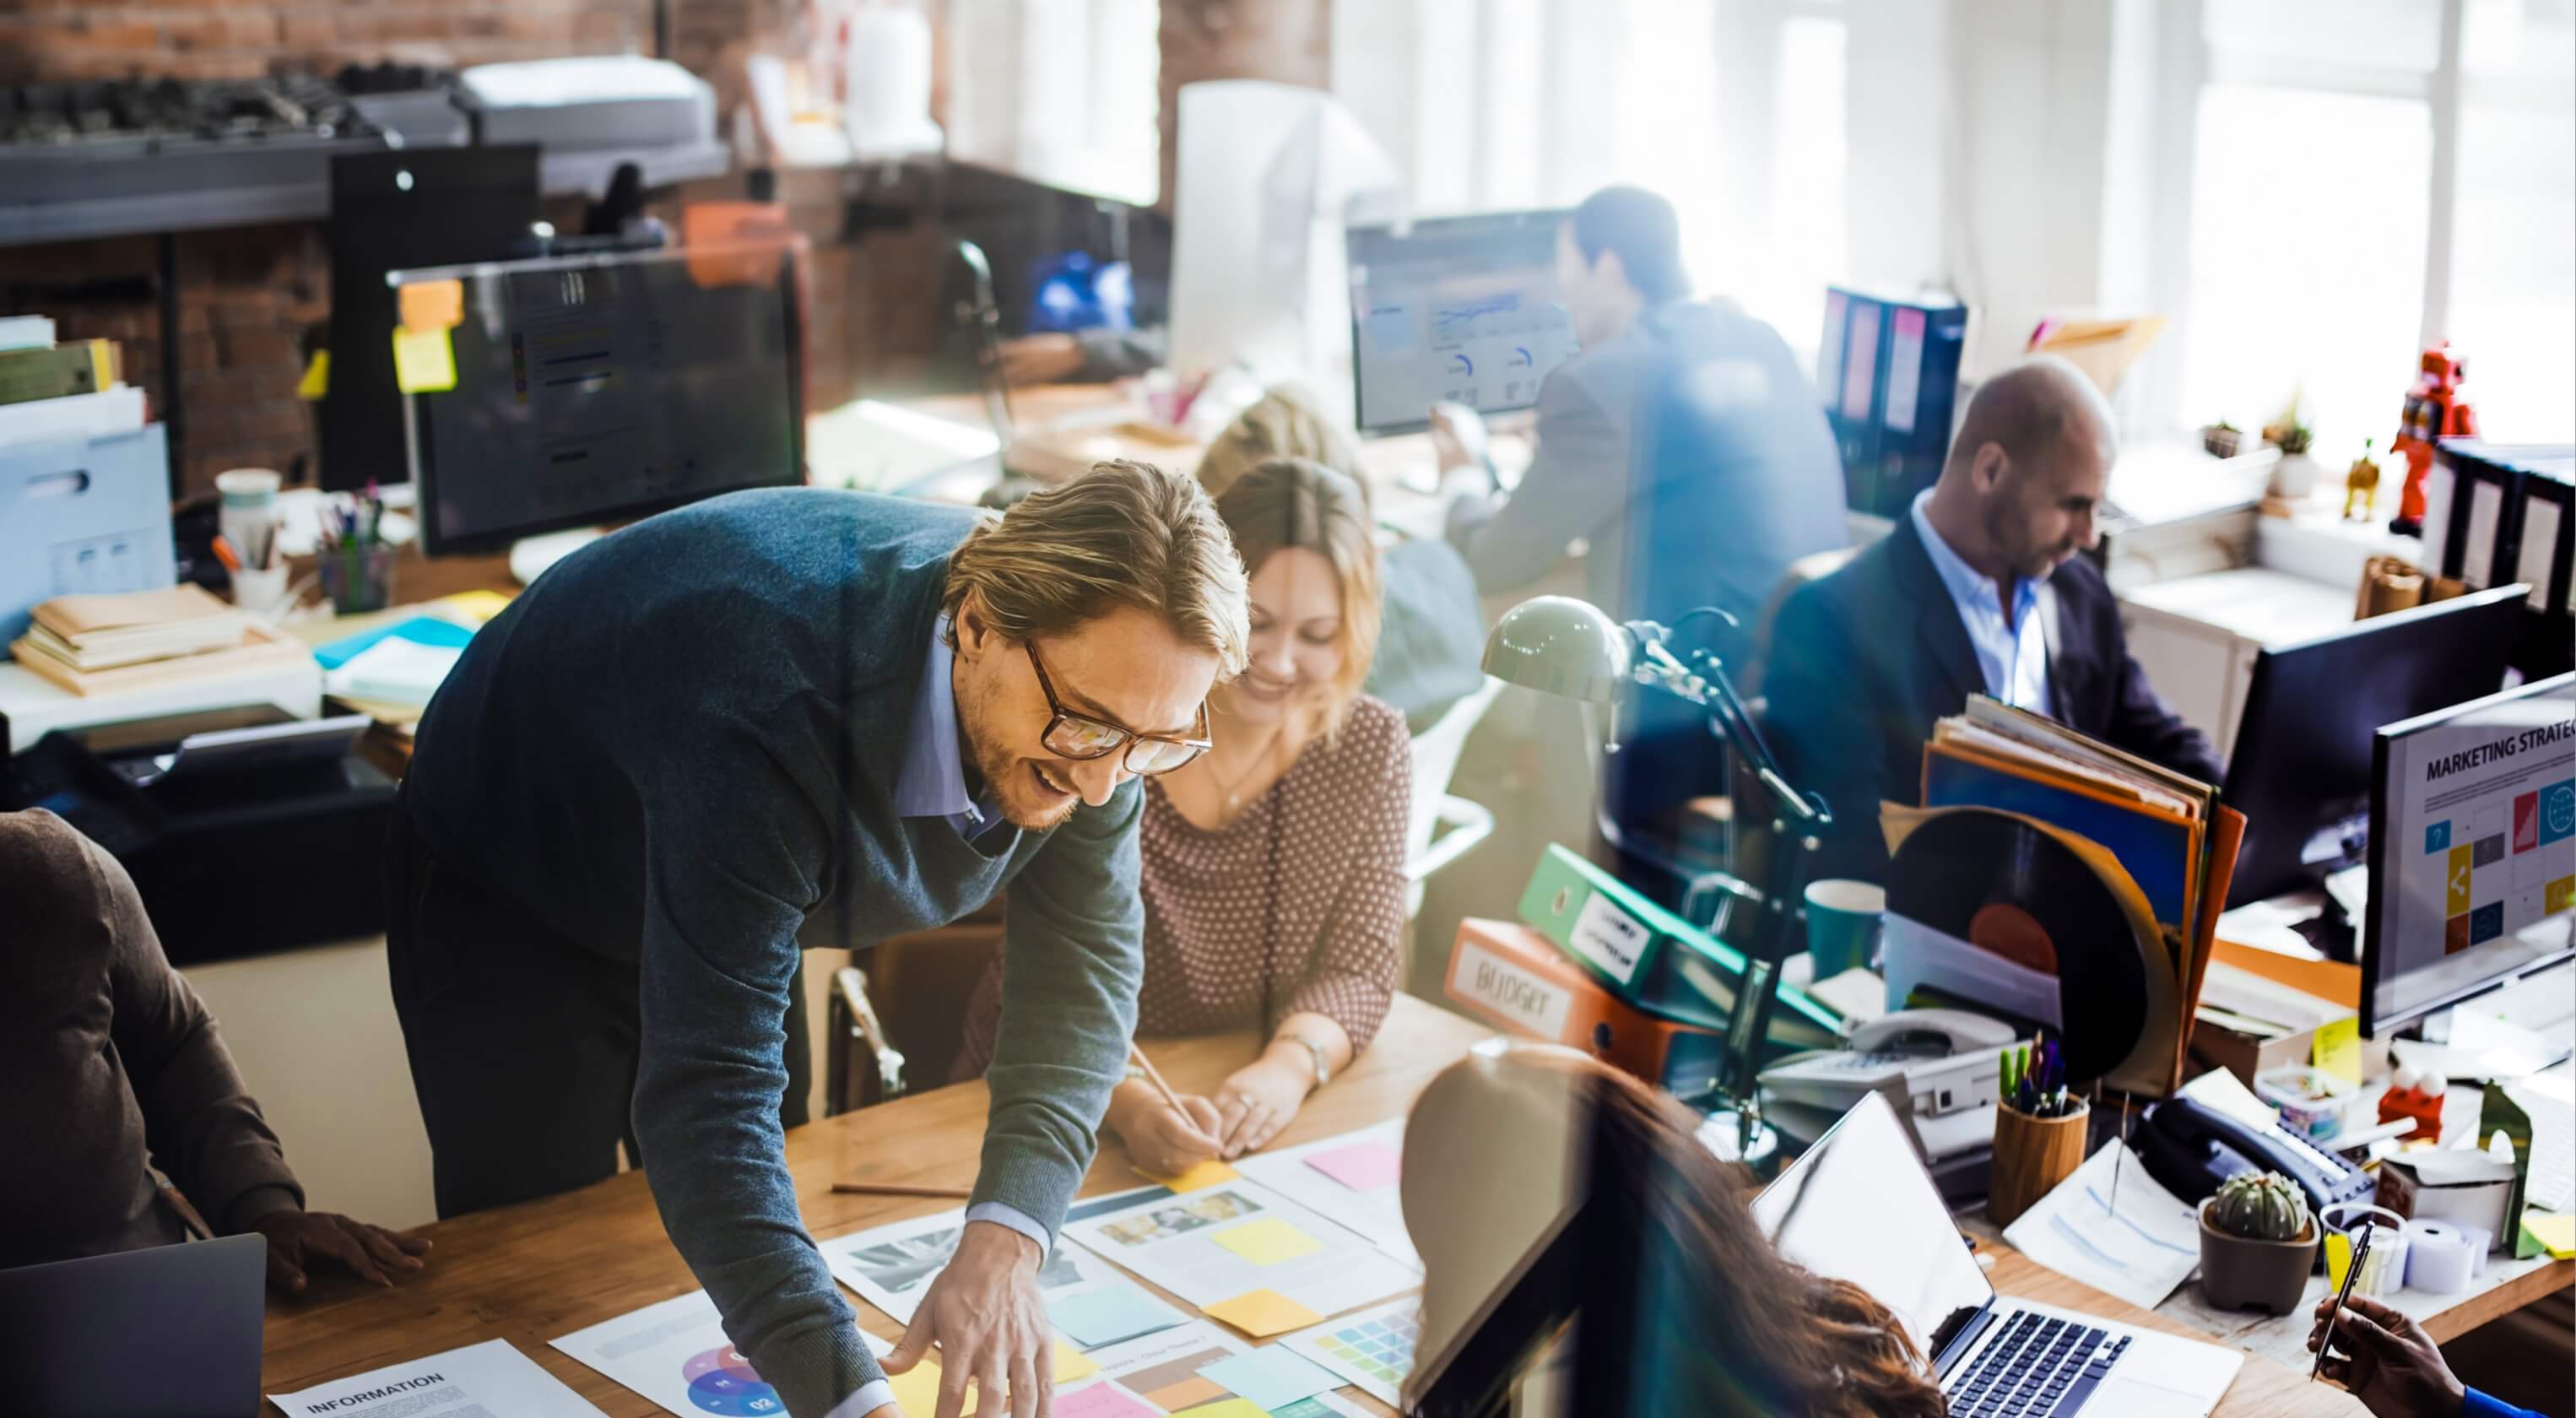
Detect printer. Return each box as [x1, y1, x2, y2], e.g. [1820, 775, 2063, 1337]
[1, 706, 393, 966]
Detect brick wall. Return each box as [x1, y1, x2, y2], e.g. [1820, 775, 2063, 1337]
[0, 2, 657, 83]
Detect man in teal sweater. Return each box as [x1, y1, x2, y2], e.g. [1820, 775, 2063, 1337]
[391, 462, 1248, 1418]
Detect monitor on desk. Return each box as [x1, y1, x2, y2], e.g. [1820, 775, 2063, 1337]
[2363, 672, 2576, 1037]
[1347, 210, 1579, 436]
[389, 241, 805, 555]
[2222, 585, 2528, 909]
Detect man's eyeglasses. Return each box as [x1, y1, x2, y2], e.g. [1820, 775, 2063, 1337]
[1026, 642, 1211, 774]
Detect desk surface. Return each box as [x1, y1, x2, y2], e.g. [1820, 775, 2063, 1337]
[261, 996, 2346, 1417]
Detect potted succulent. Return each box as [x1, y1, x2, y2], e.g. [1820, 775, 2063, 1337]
[2199, 1171, 2319, 1314]
[2201, 420, 2245, 459]
[2265, 395, 2320, 500]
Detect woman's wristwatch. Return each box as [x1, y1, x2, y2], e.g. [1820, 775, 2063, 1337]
[1281, 1032, 1332, 1090]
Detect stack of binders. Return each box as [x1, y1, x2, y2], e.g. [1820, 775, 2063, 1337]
[1445, 844, 1845, 1095]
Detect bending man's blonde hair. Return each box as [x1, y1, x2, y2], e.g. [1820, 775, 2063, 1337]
[941, 459, 1251, 676]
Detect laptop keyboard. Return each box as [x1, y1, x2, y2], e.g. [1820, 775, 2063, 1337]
[1944, 1311, 2129, 1418]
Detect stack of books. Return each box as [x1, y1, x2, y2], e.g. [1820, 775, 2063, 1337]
[9, 585, 306, 696]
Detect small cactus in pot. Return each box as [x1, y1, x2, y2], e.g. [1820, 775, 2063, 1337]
[2199, 1171, 2319, 1313]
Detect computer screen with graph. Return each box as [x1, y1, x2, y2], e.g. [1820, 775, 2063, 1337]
[1347, 211, 1578, 435]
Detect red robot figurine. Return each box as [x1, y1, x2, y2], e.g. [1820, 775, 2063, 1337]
[2391, 340, 2476, 535]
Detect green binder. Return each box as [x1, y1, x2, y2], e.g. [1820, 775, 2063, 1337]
[1516, 843, 1842, 1050]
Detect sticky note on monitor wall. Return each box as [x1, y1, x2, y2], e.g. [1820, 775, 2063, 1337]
[391, 325, 456, 394]
[398, 277, 464, 333]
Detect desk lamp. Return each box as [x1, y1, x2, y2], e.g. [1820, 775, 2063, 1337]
[1480, 595, 1834, 1156]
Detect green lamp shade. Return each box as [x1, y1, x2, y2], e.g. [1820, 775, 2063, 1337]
[1480, 595, 1630, 705]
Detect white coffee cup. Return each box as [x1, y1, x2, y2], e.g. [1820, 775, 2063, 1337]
[215, 467, 284, 567]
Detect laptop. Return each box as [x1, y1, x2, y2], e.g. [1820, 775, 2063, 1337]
[1753, 1093, 2243, 1418]
[0, 1233, 266, 1418]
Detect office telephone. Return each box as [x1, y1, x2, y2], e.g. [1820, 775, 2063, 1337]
[1759, 1009, 2020, 1162]
[2135, 1096, 2377, 1214]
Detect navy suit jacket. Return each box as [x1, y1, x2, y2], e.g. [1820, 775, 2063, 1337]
[1764, 515, 2223, 884]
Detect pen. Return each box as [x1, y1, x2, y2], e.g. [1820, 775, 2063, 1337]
[831, 1182, 974, 1200]
[2109, 1088, 2130, 1218]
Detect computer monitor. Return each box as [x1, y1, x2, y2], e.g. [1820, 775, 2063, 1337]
[1346, 210, 1580, 436]
[1166, 80, 1399, 408]
[2222, 585, 2528, 907]
[322, 145, 542, 492]
[389, 241, 805, 555]
[2363, 672, 2576, 1036]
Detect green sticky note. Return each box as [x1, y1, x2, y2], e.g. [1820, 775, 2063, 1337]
[2312, 1017, 2362, 1086]
[391, 325, 456, 394]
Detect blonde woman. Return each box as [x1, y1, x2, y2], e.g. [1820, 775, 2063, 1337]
[957, 457, 1412, 1173]
[1199, 385, 1487, 731]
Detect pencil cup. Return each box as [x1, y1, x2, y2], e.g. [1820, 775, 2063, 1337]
[230, 564, 291, 618]
[322, 544, 398, 615]
[1988, 1100, 2090, 1227]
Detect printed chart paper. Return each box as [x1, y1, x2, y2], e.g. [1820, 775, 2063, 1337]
[268, 1338, 606, 1417]
[551, 1288, 887, 1417]
[1084, 1320, 1251, 1412]
[2000, 1141, 2202, 1313]
[1233, 1119, 1416, 1265]
[821, 1207, 1107, 1324]
[1281, 1295, 1424, 1408]
[1062, 1178, 1419, 1319]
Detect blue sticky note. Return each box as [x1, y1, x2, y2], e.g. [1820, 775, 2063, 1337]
[1197, 1347, 1342, 1412]
[1046, 1283, 1188, 1350]
[312, 614, 475, 670]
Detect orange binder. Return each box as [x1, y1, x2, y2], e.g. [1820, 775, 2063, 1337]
[1445, 917, 1730, 1097]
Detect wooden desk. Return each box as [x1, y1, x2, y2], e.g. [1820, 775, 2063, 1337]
[262, 996, 2335, 1417]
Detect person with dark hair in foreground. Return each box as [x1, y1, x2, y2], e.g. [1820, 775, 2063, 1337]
[1766, 355, 2222, 884]
[0, 809, 430, 1294]
[1430, 184, 1848, 828]
[2309, 1293, 2544, 1418]
[1400, 1046, 1947, 1417]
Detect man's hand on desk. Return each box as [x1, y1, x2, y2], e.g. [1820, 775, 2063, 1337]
[884, 1219, 1053, 1418]
[2308, 1293, 2466, 1418]
[1426, 402, 1490, 476]
[251, 1209, 430, 1294]
[999, 334, 1086, 387]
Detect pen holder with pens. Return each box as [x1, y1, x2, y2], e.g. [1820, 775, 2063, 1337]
[321, 543, 398, 615]
[1989, 1099, 2092, 1227]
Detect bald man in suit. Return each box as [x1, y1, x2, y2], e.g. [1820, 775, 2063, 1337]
[1764, 357, 2222, 883]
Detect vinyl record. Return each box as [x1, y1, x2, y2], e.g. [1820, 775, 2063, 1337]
[1886, 809, 2150, 1081]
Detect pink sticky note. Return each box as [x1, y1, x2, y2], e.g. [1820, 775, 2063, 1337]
[1304, 1139, 1403, 1191]
[1057, 1382, 1161, 1418]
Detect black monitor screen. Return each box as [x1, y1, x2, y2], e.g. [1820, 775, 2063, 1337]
[2222, 586, 2527, 907]
[2365, 672, 2576, 1035]
[396, 245, 804, 553]
[1347, 211, 1578, 435]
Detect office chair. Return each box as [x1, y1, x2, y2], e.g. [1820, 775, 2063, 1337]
[1404, 675, 1507, 918]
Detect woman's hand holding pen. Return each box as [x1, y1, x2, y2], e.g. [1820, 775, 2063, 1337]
[1107, 1077, 1226, 1177]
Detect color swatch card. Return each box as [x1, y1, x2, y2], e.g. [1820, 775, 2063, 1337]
[821, 1206, 1109, 1325]
[1082, 1320, 1251, 1413]
[1062, 1178, 1420, 1320]
[270, 1339, 606, 1417]
[1233, 1119, 1418, 1266]
[552, 1289, 886, 1418]
[1282, 1295, 1424, 1407]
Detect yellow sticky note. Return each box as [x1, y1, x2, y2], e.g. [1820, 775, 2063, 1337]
[2523, 1210, 2575, 1259]
[1171, 1401, 1269, 1418]
[2324, 1229, 2354, 1292]
[391, 325, 456, 394]
[398, 276, 464, 333]
[1202, 1288, 1323, 1338]
[885, 1360, 971, 1416]
[1053, 1340, 1098, 1383]
[296, 349, 330, 401]
[1139, 1157, 1239, 1193]
[2313, 1017, 2362, 1086]
[1213, 1217, 1323, 1267]
[436, 589, 513, 625]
